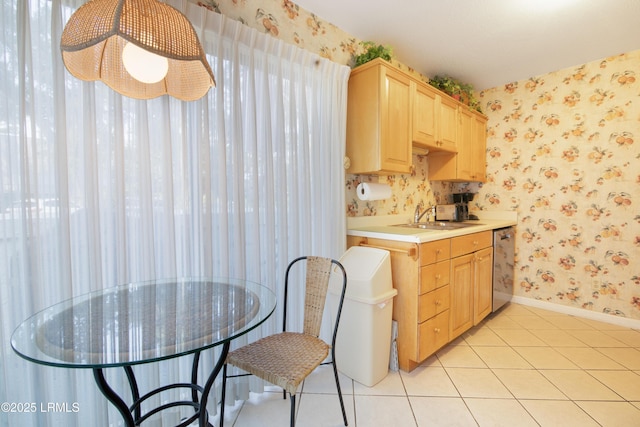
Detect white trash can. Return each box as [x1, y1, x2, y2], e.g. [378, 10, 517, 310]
[329, 246, 397, 387]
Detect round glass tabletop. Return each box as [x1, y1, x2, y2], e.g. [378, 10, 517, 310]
[11, 278, 276, 368]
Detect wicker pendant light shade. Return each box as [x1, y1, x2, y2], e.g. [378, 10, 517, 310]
[61, 0, 215, 101]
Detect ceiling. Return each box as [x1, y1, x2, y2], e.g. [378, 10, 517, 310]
[292, 0, 640, 90]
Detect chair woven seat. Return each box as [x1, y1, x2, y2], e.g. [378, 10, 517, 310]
[226, 332, 329, 395]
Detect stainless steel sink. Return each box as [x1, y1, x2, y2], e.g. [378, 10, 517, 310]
[392, 221, 482, 231]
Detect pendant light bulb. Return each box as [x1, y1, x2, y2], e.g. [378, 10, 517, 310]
[122, 42, 169, 84]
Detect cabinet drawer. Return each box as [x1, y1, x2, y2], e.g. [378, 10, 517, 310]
[420, 239, 450, 265]
[419, 260, 450, 294]
[451, 231, 492, 258]
[418, 310, 449, 361]
[418, 285, 450, 323]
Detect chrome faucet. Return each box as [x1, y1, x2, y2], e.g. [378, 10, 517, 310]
[414, 204, 436, 223]
[414, 204, 428, 223]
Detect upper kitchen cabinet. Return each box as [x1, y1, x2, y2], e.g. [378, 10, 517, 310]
[346, 58, 485, 179]
[412, 82, 458, 153]
[470, 110, 488, 182]
[346, 59, 412, 175]
[428, 108, 487, 182]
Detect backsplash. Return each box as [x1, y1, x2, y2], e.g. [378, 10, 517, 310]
[345, 155, 457, 217]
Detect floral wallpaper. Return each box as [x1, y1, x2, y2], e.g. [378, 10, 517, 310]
[475, 52, 640, 321]
[194, 1, 639, 321]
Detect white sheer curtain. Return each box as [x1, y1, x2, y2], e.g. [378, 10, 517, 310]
[0, 0, 350, 425]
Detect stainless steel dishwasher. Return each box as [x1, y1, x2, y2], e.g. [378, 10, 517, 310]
[492, 227, 515, 312]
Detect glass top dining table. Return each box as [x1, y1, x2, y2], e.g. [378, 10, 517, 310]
[11, 278, 276, 426]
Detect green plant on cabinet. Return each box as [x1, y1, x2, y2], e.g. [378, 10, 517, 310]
[353, 41, 393, 67]
[429, 75, 481, 113]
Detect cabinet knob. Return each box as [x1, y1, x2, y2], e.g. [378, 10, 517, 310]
[435, 300, 441, 305]
[473, 240, 479, 245]
[435, 274, 441, 280]
[436, 249, 441, 254]
[343, 156, 351, 170]
[434, 328, 441, 333]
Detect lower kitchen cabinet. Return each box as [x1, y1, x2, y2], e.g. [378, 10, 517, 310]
[347, 230, 493, 372]
[419, 310, 449, 361]
[417, 242, 451, 362]
[450, 231, 493, 340]
[474, 246, 494, 325]
[450, 253, 474, 339]
[419, 283, 450, 322]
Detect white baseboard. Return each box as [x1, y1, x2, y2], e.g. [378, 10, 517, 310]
[509, 296, 640, 330]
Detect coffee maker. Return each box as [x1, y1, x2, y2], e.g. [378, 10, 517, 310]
[452, 192, 476, 220]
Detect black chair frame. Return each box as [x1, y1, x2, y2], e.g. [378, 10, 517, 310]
[219, 256, 349, 427]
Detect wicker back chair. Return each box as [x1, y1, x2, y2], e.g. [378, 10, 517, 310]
[219, 256, 349, 427]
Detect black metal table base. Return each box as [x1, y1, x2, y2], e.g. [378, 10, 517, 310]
[93, 342, 230, 427]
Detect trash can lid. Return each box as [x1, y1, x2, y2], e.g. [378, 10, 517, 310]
[329, 246, 394, 300]
[339, 246, 389, 281]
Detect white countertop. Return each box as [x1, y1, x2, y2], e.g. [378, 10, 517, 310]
[347, 211, 518, 243]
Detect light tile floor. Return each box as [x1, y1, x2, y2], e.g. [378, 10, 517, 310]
[214, 303, 640, 426]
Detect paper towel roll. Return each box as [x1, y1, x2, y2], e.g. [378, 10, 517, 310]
[356, 183, 392, 201]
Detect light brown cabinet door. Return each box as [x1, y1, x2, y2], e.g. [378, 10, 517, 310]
[345, 59, 412, 175]
[474, 247, 494, 324]
[380, 67, 412, 173]
[412, 83, 457, 153]
[457, 108, 474, 181]
[438, 96, 458, 151]
[450, 253, 474, 339]
[412, 82, 438, 148]
[471, 112, 488, 182]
